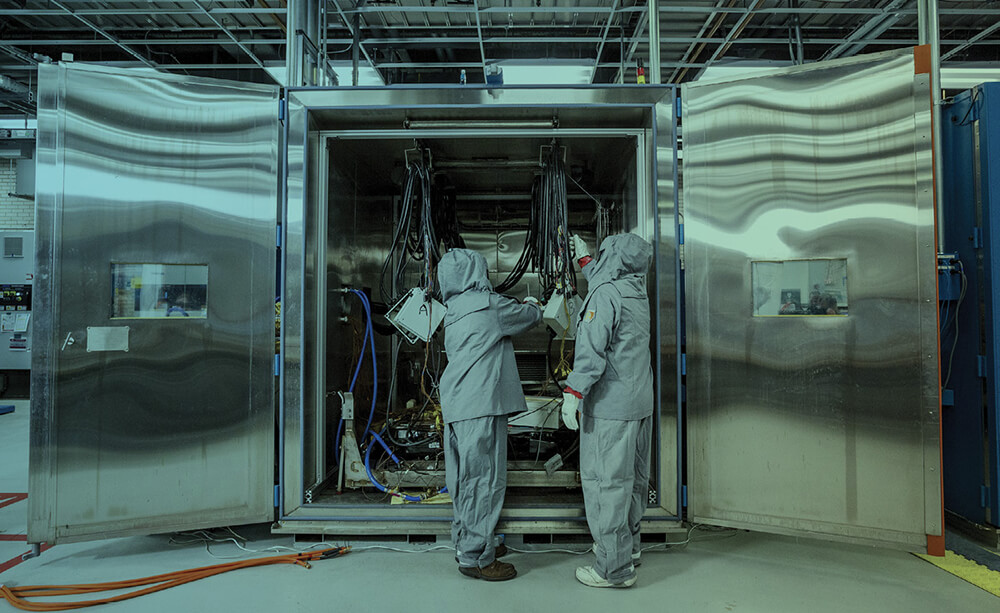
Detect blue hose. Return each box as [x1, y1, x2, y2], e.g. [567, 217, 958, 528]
[334, 290, 375, 470]
[348, 313, 370, 393]
[349, 290, 379, 439]
[368, 430, 401, 465]
[364, 430, 423, 502]
[342, 289, 435, 502]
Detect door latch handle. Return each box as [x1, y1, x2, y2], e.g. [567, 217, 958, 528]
[61, 332, 75, 351]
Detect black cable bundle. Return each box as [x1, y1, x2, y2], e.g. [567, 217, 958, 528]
[380, 153, 438, 305]
[533, 144, 576, 295]
[433, 176, 466, 251]
[494, 176, 540, 293]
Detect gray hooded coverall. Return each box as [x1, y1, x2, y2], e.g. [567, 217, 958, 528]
[565, 233, 655, 583]
[437, 249, 542, 568]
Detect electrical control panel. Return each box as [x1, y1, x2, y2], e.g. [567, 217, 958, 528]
[0, 284, 31, 311]
[0, 231, 33, 371]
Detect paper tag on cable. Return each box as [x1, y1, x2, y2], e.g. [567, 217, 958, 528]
[584, 310, 596, 322]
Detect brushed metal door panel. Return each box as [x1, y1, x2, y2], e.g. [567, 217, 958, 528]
[682, 50, 940, 549]
[30, 64, 279, 544]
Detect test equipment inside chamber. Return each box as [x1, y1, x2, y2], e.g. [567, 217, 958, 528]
[309, 133, 641, 505]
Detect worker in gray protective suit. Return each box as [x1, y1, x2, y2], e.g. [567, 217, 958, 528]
[561, 233, 654, 589]
[438, 249, 543, 581]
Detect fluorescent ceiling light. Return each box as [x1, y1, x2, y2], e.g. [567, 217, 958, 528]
[328, 62, 385, 86]
[0, 119, 36, 129]
[266, 63, 385, 87]
[496, 61, 593, 85]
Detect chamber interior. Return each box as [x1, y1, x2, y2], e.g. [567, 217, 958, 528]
[305, 132, 646, 505]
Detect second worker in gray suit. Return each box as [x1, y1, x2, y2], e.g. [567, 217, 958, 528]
[561, 233, 655, 589]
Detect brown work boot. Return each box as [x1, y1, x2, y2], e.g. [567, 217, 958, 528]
[459, 559, 517, 581]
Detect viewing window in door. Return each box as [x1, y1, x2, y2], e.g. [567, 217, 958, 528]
[752, 259, 848, 317]
[111, 263, 208, 319]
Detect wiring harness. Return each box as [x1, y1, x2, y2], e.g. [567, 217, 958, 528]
[495, 143, 577, 296]
[379, 147, 465, 305]
[534, 143, 577, 296]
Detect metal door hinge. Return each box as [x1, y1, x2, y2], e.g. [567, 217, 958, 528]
[682, 485, 688, 507]
[973, 227, 983, 248]
[274, 354, 280, 376]
[278, 99, 286, 121]
[978, 355, 987, 378]
[681, 353, 687, 376]
[276, 225, 282, 248]
[678, 223, 684, 245]
[982, 485, 991, 508]
[675, 97, 682, 118]
[274, 484, 281, 508]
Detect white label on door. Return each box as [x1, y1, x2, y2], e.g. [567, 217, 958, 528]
[86, 326, 130, 352]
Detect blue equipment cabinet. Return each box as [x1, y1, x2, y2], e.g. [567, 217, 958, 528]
[941, 83, 1000, 528]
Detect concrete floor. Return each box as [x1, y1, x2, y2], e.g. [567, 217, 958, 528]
[2, 400, 997, 612]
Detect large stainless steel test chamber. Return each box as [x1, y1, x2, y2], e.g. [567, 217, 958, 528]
[29, 47, 943, 553]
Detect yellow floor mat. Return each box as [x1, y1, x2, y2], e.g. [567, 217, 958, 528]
[915, 550, 1000, 597]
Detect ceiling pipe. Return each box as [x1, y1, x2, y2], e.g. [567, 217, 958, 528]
[918, 0, 945, 250]
[648, 0, 661, 83]
[0, 74, 29, 95]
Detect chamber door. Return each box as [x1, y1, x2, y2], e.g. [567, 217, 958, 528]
[682, 48, 941, 551]
[29, 64, 279, 544]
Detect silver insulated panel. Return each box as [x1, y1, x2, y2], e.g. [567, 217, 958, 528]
[682, 49, 940, 549]
[29, 64, 279, 543]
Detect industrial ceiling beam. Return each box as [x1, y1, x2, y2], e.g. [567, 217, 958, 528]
[0, 7, 288, 16]
[671, 0, 737, 84]
[823, 0, 910, 60]
[473, 0, 488, 80]
[612, 9, 648, 84]
[192, 0, 268, 71]
[7, 20, 896, 34]
[340, 6, 1000, 16]
[667, 0, 729, 84]
[0, 60, 710, 71]
[702, 0, 765, 67]
[589, 0, 622, 84]
[6, 36, 997, 47]
[49, 0, 158, 69]
[7, 6, 1000, 17]
[942, 19, 1000, 60]
[330, 0, 383, 85]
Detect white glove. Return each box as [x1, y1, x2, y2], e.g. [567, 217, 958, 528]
[524, 296, 540, 307]
[561, 392, 580, 431]
[571, 235, 590, 261]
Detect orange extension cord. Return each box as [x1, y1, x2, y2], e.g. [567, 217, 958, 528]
[0, 546, 350, 611]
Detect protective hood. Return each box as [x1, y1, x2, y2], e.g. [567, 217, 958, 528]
[585, 233, 653, 290]
[437, 248, 492, 325]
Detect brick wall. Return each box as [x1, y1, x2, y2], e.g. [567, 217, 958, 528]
[0, 160, 33, 230]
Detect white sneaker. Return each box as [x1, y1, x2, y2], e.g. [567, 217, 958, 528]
[575, 565, 637, 588]
[591, 543, 642, 567]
